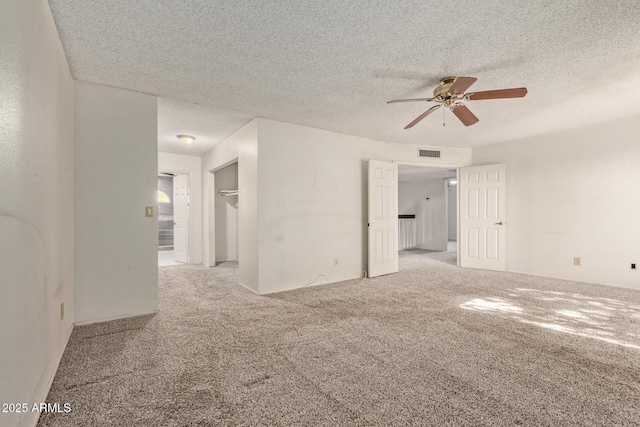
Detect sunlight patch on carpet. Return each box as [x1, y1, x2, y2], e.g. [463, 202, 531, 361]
[459, 298, 523, 313]
[460, 289, 640, 350]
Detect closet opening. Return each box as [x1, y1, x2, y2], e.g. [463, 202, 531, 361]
[214, 162, 239, 265]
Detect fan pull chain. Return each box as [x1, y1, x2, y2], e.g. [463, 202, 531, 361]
[443, 106, 446, 126]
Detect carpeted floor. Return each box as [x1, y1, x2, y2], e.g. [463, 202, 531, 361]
[39, 249, 640, 426]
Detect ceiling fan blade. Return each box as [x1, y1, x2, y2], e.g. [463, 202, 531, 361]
[451, 104, 479, 126]
[387, 97, 435, 104]
[449, 77, 477, 94]
[467, 87, 527, 101]
[404, 105, 441, 129]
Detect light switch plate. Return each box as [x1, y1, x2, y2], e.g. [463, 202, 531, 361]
[145, 206, 153, 217]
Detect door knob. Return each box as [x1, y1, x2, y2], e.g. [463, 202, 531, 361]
[494, 221, 504, 225]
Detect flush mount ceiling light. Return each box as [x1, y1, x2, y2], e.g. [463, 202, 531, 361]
[177, 134, 195, 145]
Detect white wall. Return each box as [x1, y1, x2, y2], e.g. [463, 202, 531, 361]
[74, 81, 159, 323]
[258, 120, 384, 294]
[473, 115, 640, 290]
[214, 163, 239, 262]
[385, 143, 471, 167]
[257, 119, 471, 294]
[415, 179, 448, 251]
[399, 180, 448, 251]
[202, 120, 259, 292]
[0, 2, 74, 426]
[200, 118, 469, 294]
[158, 152, 202, 264]
[399, 182, 418, 215]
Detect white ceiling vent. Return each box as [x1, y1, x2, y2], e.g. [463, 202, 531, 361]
[418, 149, 441, 158]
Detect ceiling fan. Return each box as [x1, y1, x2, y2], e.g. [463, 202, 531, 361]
[388, 77, 527, 128]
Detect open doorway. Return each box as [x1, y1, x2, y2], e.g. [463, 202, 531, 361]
[158, 172, 190, 266]
[213, 162, 239, 265]
[397, 164, 457, 266]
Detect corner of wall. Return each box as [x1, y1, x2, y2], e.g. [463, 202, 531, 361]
[200, 119, 259, 291]
[0, 1, 75, 426]
[73, 82, 159, 323]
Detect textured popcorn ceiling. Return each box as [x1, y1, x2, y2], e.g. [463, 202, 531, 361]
[158, 98, 251, 155]
[49, 0, 640, 149]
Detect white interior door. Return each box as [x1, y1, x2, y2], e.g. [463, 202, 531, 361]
[368, 160, 398, 277]
[459, 164, 506, 271]
[173, 174, 189, 263]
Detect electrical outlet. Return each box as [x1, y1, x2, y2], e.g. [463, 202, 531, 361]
[334, 258, 339, 265]
[632, 263, 637, 270]
[574, 257, 581, 266]
[60, 302, 64, 321]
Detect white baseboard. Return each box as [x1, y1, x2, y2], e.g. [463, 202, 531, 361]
[237, 281, 258, 295]
[74, 310, 158, 326]
[259, 274, 363, 295]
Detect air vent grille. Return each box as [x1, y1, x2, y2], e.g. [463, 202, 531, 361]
[418, 149, 441, 158]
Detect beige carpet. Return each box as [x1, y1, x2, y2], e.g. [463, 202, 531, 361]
[39, 250, 640, 426]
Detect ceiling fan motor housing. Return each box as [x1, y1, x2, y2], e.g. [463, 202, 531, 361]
[433, 77, 457, 97]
